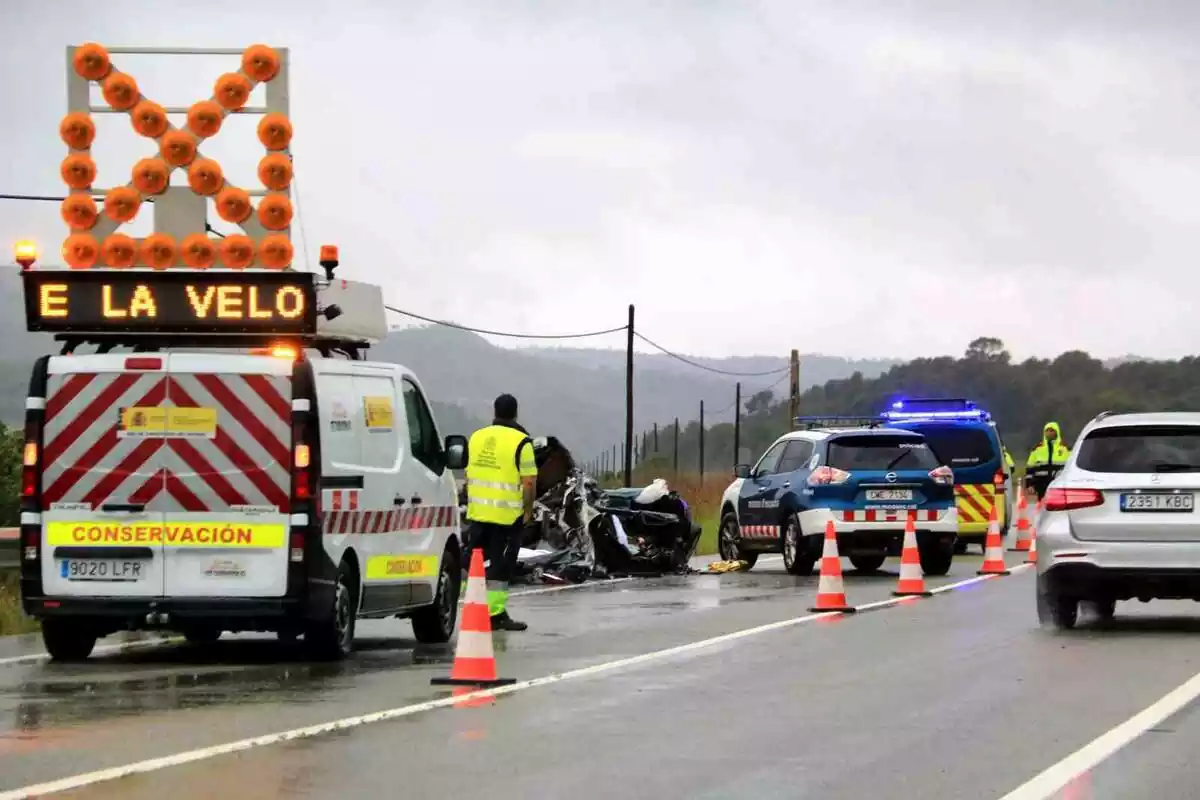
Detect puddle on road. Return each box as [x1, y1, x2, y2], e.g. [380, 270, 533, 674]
[0, 636, 458, 734]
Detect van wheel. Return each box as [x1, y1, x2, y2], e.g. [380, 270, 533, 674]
[849, 554, 886, 573]
[183, 627, 222, 646]
[41, 619, 98, 662]
[412, 549, 460, 644]
[306, 560, 357, 661]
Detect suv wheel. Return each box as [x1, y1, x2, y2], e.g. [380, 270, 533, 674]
[41, 619, 98, 662]
[718, 512, 758, 569]
[306, 560, 357, 661]
[781, 516, 815, 576]
[412, 548, 460, 644]
[919, 541, 954, 577]
[1085, 598, 1116, 623]
[848, 554, 886, 573]
[1037, 585, 1078, 630]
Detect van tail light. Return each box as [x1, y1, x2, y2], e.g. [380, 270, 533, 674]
[807, 466, 851, 486]
[993, 469, 1006, 489]
[21, 420, 42, 501]
[1044, 487, 1103, 512]
[929, 465, 954, 486]
[292, 443, 311, 500]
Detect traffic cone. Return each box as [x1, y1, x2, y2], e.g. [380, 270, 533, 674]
[893, 512, 932, 597]
[1010, 491, 1032, 552]
[431, 547, 516, 689]
[809, 520, 856, 613]
[978, 504, 1011, 576]
[1026, 501, 1040, 565]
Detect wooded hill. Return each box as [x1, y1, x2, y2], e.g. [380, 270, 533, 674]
[625, 338, 1182, 478]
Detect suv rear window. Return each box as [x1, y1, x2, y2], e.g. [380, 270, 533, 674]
[1076, 425, 1200, 473]
[899, 424, 997, 468]
[826, 435, 940, 471]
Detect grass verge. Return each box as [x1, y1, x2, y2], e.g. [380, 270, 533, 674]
[0, 571, 38, 637]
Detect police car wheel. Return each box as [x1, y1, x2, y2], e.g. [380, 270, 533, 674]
[718, 512, 757, 568]
[41, 619, 98, 662]
[848, 554, 886, 573]
[306, 561, 357, 660]
[918, 542, 954, 577]
[183, 627, 222, 646]
[412, 547, 459, 644]
[781, 517, 815, 576]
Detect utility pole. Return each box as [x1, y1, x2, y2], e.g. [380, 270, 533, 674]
[789, 348, 800, 430]
[699, 400, 705, 483]
[612, 444, 617, 476]
[642, 431, 648, 467]
[673, 416, 679, 477]
[733, 381, 741, 468]
[653, 422, 659, 452]
[624, 304, 635, 488]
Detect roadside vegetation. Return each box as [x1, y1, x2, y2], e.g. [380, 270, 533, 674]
[0, 423, 28, 636]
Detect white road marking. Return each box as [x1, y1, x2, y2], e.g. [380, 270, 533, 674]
[996, 653, 1200, 800]
[0, 565, 1026, 798]
[511, 577, 635, 596]
[0, 636, 182, 668]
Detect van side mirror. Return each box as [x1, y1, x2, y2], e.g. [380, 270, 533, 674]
[734, 463, 751, 479]
[444, 434, 468, 470]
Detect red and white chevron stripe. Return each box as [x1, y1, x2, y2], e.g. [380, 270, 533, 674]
[322, 503, 457, 535]
[841, 509, 942, 523]
[40, 368, 293, 514]
[740, 524, 778, 538]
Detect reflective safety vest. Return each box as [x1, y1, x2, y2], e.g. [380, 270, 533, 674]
[465, 424, 531, 525]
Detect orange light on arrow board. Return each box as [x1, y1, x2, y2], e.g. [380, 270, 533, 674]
[258, 234, 293, 270]
[73, 43, 111, 81]
[63, 234, 99, 270]
[257, 114, 292, 151]
[187, 158, 224, 196]
[257, 195, 292, 231]
[61, 195, 98, 230]
[131, 100, 168, 138]
[218, 235, 255, 269]
[60, 154, 96, 190]
[101, 234, 138, 269]
[140, 233, 176, 270]
[102, 72, 139, 111]
[132, 158, 169, 195]
[215, 73, 251, 110]
[186, 100, 224, 139]
[242, 45, 281, 82]
[59, 112, 96, 150]
[159, 130, 197, 167]
[103, 186, 141, 223]
[180, 233, 217, 269]
[215, 186, 252, 224]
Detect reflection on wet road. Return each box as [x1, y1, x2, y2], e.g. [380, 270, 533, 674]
[3, 552, 1200, 799]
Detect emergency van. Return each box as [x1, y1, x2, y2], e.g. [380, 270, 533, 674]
[18, 261, 468, 662]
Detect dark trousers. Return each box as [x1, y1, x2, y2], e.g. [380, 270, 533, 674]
[463, 520, 523, 615]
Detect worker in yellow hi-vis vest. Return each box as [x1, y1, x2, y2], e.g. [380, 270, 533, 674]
[463, 394, 538, 632]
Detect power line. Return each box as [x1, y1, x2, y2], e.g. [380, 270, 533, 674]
[633, 331, 790, 377]
[385, 304, 628, 340]
[1, 192, 157, 203]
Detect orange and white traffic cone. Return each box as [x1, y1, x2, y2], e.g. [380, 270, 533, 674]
[978, 503, 1011, 576]
[893, 512, 932, 597]
[1010, 491, 1032, 552]
[809, 520, 856, 613]
[431, 547, 516, 689]
[1026, 501, 1040, 564]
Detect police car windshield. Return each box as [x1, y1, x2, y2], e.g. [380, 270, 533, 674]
[826, 435, 939, 471]
[897, 424, 996, 468]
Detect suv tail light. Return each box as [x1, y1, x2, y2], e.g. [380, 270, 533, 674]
[1044, 487, 1103, 511]
[807, 466, 851, 486]
[929, 465, 954, 485]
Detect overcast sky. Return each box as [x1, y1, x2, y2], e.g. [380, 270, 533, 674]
[3, 0, 1199, 362]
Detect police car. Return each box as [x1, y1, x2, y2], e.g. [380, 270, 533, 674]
[17, 252, 468, 662]
[718, 417, 959, 576]
[880, 398, 1014, 553]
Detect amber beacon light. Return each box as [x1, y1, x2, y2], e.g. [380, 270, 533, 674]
[13, 240, 38, 270]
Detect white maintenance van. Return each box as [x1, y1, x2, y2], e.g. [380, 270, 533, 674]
[17, 256, 469, 661]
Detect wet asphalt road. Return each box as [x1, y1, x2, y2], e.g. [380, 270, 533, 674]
[2, 551, 1200, 799]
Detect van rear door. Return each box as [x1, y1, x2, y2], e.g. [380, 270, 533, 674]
[40, 355, 169, 598]
[160, 353, 293, 598]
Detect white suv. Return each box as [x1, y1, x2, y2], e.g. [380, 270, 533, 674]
[1036, 411, 1200, 630]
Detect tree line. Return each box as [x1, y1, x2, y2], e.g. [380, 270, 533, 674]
[611, 338, 1200, 481]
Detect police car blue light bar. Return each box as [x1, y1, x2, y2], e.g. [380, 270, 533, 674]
[880, 397, 990, 421]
